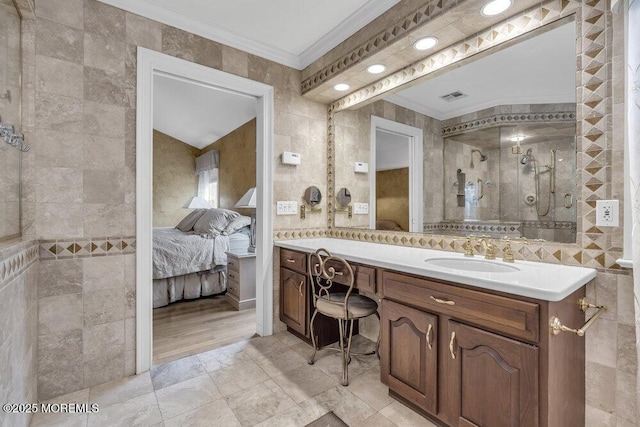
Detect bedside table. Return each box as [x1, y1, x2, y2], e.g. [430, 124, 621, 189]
[225, 251, 256, 310]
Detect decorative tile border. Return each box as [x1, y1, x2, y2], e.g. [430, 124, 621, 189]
[423, 221, 522, 237]
[38, 236, 136, 260]
[273, 228, 329, 241]
[325, 0, 623, 271]
[441, 111, 577, 137]
[301, 0, 463, 93]
[0, 240, 38, 287]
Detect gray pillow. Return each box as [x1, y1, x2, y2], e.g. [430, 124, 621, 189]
[222, 215, 251, 235]
[175, 209, 207, 232]
[193, 208, 240, 236]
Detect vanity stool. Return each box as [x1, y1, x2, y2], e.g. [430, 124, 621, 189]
[307, 248, 380, 386]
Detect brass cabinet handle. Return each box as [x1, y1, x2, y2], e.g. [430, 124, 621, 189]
[431, 296, 455, 306]
[297, 280, 304, 296]
[333, 271, 343, 276]
[449, 331, 456, 359]
[286, 259, 296, 263]
[426, 324, 433, 350]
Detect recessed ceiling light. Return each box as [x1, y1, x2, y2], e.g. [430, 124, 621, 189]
[367, 64, 387, 74]
[510, 135, 526, 142]
[481, 0, 512, 16]
[413, 37, 438, 51]
[334, 83, 350, 91]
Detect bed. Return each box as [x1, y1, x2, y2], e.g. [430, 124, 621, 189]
[152, 208, 251, 308]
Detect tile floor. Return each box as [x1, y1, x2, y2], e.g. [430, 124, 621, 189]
[30, 332, 437, 427]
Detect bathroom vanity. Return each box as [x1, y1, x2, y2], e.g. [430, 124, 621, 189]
[275, 238, 597, 427]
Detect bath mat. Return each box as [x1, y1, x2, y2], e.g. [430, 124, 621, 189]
[305, 410, 349, 427]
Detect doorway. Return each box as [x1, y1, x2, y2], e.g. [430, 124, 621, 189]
[136, 48, 274, 373]
[370, 116, 423, 232]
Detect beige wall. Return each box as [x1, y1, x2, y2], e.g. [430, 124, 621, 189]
[200, 118, 256, 215]
[376, 168, 409, 231]
[152, 130, 199, 227]
[20, 0, 327, 400]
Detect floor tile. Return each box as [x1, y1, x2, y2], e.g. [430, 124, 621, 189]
[254, 405, 315, 427]
[163, 398, 241, 427]
[239, 335, 288, 361]
[155, 374, 221, 420]
[196, 343, 253, 372]
[151, 355, 206, 390]
[252, 347, 308, 378]
[226, 380, 296, 426]
[273, 331, 307, 347]
[289, 341, 333, 363]
[352, 412, 397, 427]
[347, 367, 394, 411]
[87, 392, 162, 427]
[271, 364, 338, 404]
[208, 359, 269, 396]
[299, 386, 377, 426]
[89, 372, 153, 408]
[378, 401, 439, 427]
[30, 389, 90, 427]
[313, 352, 379, 384]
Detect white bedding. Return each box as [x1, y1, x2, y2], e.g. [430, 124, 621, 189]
[152, 227, 230, 279]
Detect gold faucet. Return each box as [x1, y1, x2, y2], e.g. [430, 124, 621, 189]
[459, 236, 475, 257]
[477, 237, 497, 260]
[502, 237, 514, 263]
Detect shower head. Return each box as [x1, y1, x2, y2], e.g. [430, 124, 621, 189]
[471, 149, 488, 162]
[520, 148, 533, 165]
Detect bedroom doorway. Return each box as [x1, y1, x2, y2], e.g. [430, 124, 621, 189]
[136, 48, 274, 373]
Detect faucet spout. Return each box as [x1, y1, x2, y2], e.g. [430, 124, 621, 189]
[477, 237, 497, 260]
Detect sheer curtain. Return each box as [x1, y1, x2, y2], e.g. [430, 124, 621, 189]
[624, 0, 640, 421]
[195, 150, 219, 208]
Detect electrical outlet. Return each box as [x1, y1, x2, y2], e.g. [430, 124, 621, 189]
[596, 200, 619, 227]
[353, 203, 369, 214]
[276, 201, 298, 215]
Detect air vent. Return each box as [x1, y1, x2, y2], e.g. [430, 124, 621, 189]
[439, 90, 468, 102]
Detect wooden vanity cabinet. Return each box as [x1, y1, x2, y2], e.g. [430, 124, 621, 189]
[380, 269, 585, 427]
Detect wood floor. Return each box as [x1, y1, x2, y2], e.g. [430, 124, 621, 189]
[153, 296, 256, 365]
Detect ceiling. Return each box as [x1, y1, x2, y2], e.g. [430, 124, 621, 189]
[98, 0, 399, 69]
[153, 75, 256, 149]
[386, 21, 576, 121]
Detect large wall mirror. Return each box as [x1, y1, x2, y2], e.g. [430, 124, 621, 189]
[333, 18, 577, 244]
[0, 0, 22, 241]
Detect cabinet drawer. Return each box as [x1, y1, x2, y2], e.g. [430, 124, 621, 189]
[227, 257, 240, 274]
[227, 275, 240, 298]
[382, 271, 539, 343]
[280, 249, 307, 274]
[310, 259, 376, 293]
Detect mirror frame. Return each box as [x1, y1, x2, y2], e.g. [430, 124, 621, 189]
[326, 1, 622, 270]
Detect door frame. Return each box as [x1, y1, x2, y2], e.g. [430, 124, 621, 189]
[136, 47, 274, 373]
[370, 116, 423, 232]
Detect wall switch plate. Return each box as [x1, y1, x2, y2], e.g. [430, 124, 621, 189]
[353, 203, 369, 214]
[276, 201, 298, 215]
[596, 200, 619, 227]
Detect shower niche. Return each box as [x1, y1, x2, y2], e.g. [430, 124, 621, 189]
[441, 116, 577, 243]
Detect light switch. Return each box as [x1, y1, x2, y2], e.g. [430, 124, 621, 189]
[276, 201, 298, 215]
[353, 203, 369, 214]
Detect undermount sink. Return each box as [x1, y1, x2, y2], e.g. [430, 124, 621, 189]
[425, 258, 520, 273]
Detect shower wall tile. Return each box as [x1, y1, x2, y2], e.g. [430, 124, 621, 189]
[83, 32, 125, 75]
[83, 66, 127, 106]
[35, 55, 84, 98]
[83, 0, 125, 41]
[35, 18, 84, 64]
[35, 92, 84, 133]
[35, 0, 84, 29]
[125, 13, 161, 51]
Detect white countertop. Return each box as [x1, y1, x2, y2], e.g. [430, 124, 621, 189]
[275, 238, 597, 302]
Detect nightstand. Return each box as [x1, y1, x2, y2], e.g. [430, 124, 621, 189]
[225, 251, 256, 310]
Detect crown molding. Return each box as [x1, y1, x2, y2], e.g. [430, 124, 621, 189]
[298, 0, 400, 68]
[97, 0, 398, 70]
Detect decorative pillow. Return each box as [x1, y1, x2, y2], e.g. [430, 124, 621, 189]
[222, 215, 251, 235]
[175, 209, 207, 232]
[376, 219, 403, 231]
[193, 208, 240, 236]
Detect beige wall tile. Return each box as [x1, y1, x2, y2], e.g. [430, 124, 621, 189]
[83, 320, 125, 361]
[615, 370, 637, 423]
[83, 66, 126, 106]
[221, 45, 248, 77]
[35, 129, 84, 169]
[83, 169, 124, 204]
[84, 100, 125, 138]
[193, 35, 223, 70]
[36, 167, 83, 204]
[38, 293, 83, 335]
[84, 32, 125, 75]
[35, 202, 84, 238]
[36, 55, 84, 98]
[35, 91, 84, 133]
[616, 324, 637, 375]
[82, 256, 125, 292]
[585, 361, 617, 413]
[35, 0, 84, 29]
[83, 203, 125, 237]
[83, 288, 125, 327]
[37, 364, 84, 401]
[38, 259, 83, 298]
[37, 329, 83, 375]
[161, 25, 195, 62]
[125, 13, 162, 51]
[83, 0, 125, 41]
[36, 18, 84, 64]
[82, 135, 125, 170]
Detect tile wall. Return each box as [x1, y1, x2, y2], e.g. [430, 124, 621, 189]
[0, 241, 38, 427]
[20, 0, 328, 400]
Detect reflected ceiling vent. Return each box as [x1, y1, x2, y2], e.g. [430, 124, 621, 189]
[439, 90, 468, 102]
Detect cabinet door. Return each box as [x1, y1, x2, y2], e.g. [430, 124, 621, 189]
[447, 321, 538, 427]
[381, 299, 438, 413]
[279, 268, 307, 336]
